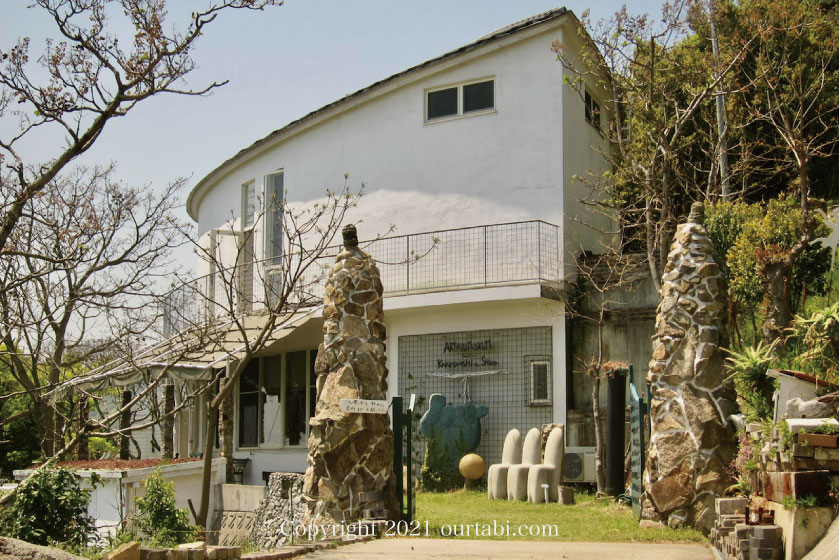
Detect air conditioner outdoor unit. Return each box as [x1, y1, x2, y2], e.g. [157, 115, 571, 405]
[563, 446, 596, 483]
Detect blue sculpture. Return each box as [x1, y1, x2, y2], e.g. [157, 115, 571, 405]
[420, 394, 488, 468]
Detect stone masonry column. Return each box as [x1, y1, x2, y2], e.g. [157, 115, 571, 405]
[302, 224, 398, 525]
[641, 202, 738, 533]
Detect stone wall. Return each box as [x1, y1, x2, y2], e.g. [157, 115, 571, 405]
[251, 473, 306, 549]
[302, 225, 398, 524]
[641, 203, 738, 533]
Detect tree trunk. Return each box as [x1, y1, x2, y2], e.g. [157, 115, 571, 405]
[76, 398, 89, 461]
[119, 390, 132, 460]
[196, 403, 220, 530]
[36, 399, 55, 457]
[162, 383, 175, 460]
[220, 391, 234, 483]
[760, 259, 793, 344]
[592, 375, 606, 496]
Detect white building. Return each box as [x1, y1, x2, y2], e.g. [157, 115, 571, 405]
[148, 8, 618, 485]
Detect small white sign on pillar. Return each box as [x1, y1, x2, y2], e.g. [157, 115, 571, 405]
[339, 398, 389, 414]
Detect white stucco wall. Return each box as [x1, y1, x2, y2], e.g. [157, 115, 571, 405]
[190, 18, 609, 264]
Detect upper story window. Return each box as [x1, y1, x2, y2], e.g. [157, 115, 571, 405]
[265, 171, 284, 262]
[241, 180, 255, 229]
[584, 89, 601, 129]
[426, 78, 495, 122]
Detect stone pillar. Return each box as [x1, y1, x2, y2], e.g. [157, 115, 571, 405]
[641, 202, 737, 533]
[302, 224, 398, 525]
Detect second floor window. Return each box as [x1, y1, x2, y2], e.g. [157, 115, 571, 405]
[426, 78, 495, 121]
[265, 171, 284, 263]
[584, 89, 600, 129]
[242, 180, 255, 229]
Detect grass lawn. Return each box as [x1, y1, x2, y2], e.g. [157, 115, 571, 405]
[413, 489, 707, 543]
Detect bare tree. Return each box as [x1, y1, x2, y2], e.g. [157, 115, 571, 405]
[553, 2, 750, 290]
[163, 184, 364, 530]
[0, 0, 281, 257]
[0, 165, 186, 456]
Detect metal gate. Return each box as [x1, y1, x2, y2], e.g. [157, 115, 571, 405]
[392, 394, 418, 522]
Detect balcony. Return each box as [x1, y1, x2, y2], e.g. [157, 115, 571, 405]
[163, 220, 560, 335]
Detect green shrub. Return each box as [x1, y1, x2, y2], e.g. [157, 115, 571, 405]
[725, 341, 777, 421]
[134, 469, 197, 546]
[0, 467, 99, 548]
[420, 427, 464, 492]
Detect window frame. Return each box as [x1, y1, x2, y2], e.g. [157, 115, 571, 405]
[424, 77, 496, 123]
[584, 89, 601, 130]
[527, 358, 552, 406]
[236, 350, 318, 450]
[264, 171, 285, 263]
[241, 180, 256, 230]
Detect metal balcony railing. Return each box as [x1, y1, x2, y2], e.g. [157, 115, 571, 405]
[162, 220, 560, 335]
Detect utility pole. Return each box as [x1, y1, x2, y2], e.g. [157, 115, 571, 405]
[710, 0, 731, 201]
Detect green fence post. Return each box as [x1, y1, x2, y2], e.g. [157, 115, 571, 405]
[392, 396, 404, 520]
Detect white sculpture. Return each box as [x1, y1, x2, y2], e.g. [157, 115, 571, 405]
[487, 429, 522, 500]
[506, 428, 541, 501]
[527, 425, 565, 503]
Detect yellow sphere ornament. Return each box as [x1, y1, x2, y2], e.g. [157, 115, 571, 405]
[459, 453, 485, 480]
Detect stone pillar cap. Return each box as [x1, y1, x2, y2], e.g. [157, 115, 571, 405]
[688, 202, 705, 224]
[342, 224, 359, 249]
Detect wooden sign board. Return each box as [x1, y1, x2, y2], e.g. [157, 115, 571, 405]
[339, 398, 389, 414]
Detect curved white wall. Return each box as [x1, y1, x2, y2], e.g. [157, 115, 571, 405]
[193, 24, 595, 251]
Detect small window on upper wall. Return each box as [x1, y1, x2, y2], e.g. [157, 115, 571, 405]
[426, 78, 495, 122]
[528, 359, 551, 406]
[585, 89, 601, 129]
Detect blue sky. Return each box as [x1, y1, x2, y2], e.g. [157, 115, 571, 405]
[1, 1, 663, 226]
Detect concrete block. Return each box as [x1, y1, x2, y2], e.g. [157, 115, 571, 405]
[717, 497, 749, 515]
[749, 548, 781, 560]
[108, 542, 140, 560]
[739, 539, 750, 551]
[750, 537, 782, 548]
[750, 525, 783, 539]
[761, 471, 831, 503]
[813, 447, 839, 462]
[791, 444, 814, 458]
[766, 501, 834, 560]
[221, 484, 266, 513]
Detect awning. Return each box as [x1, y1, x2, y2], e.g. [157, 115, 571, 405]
[46, 308, 323, 401]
